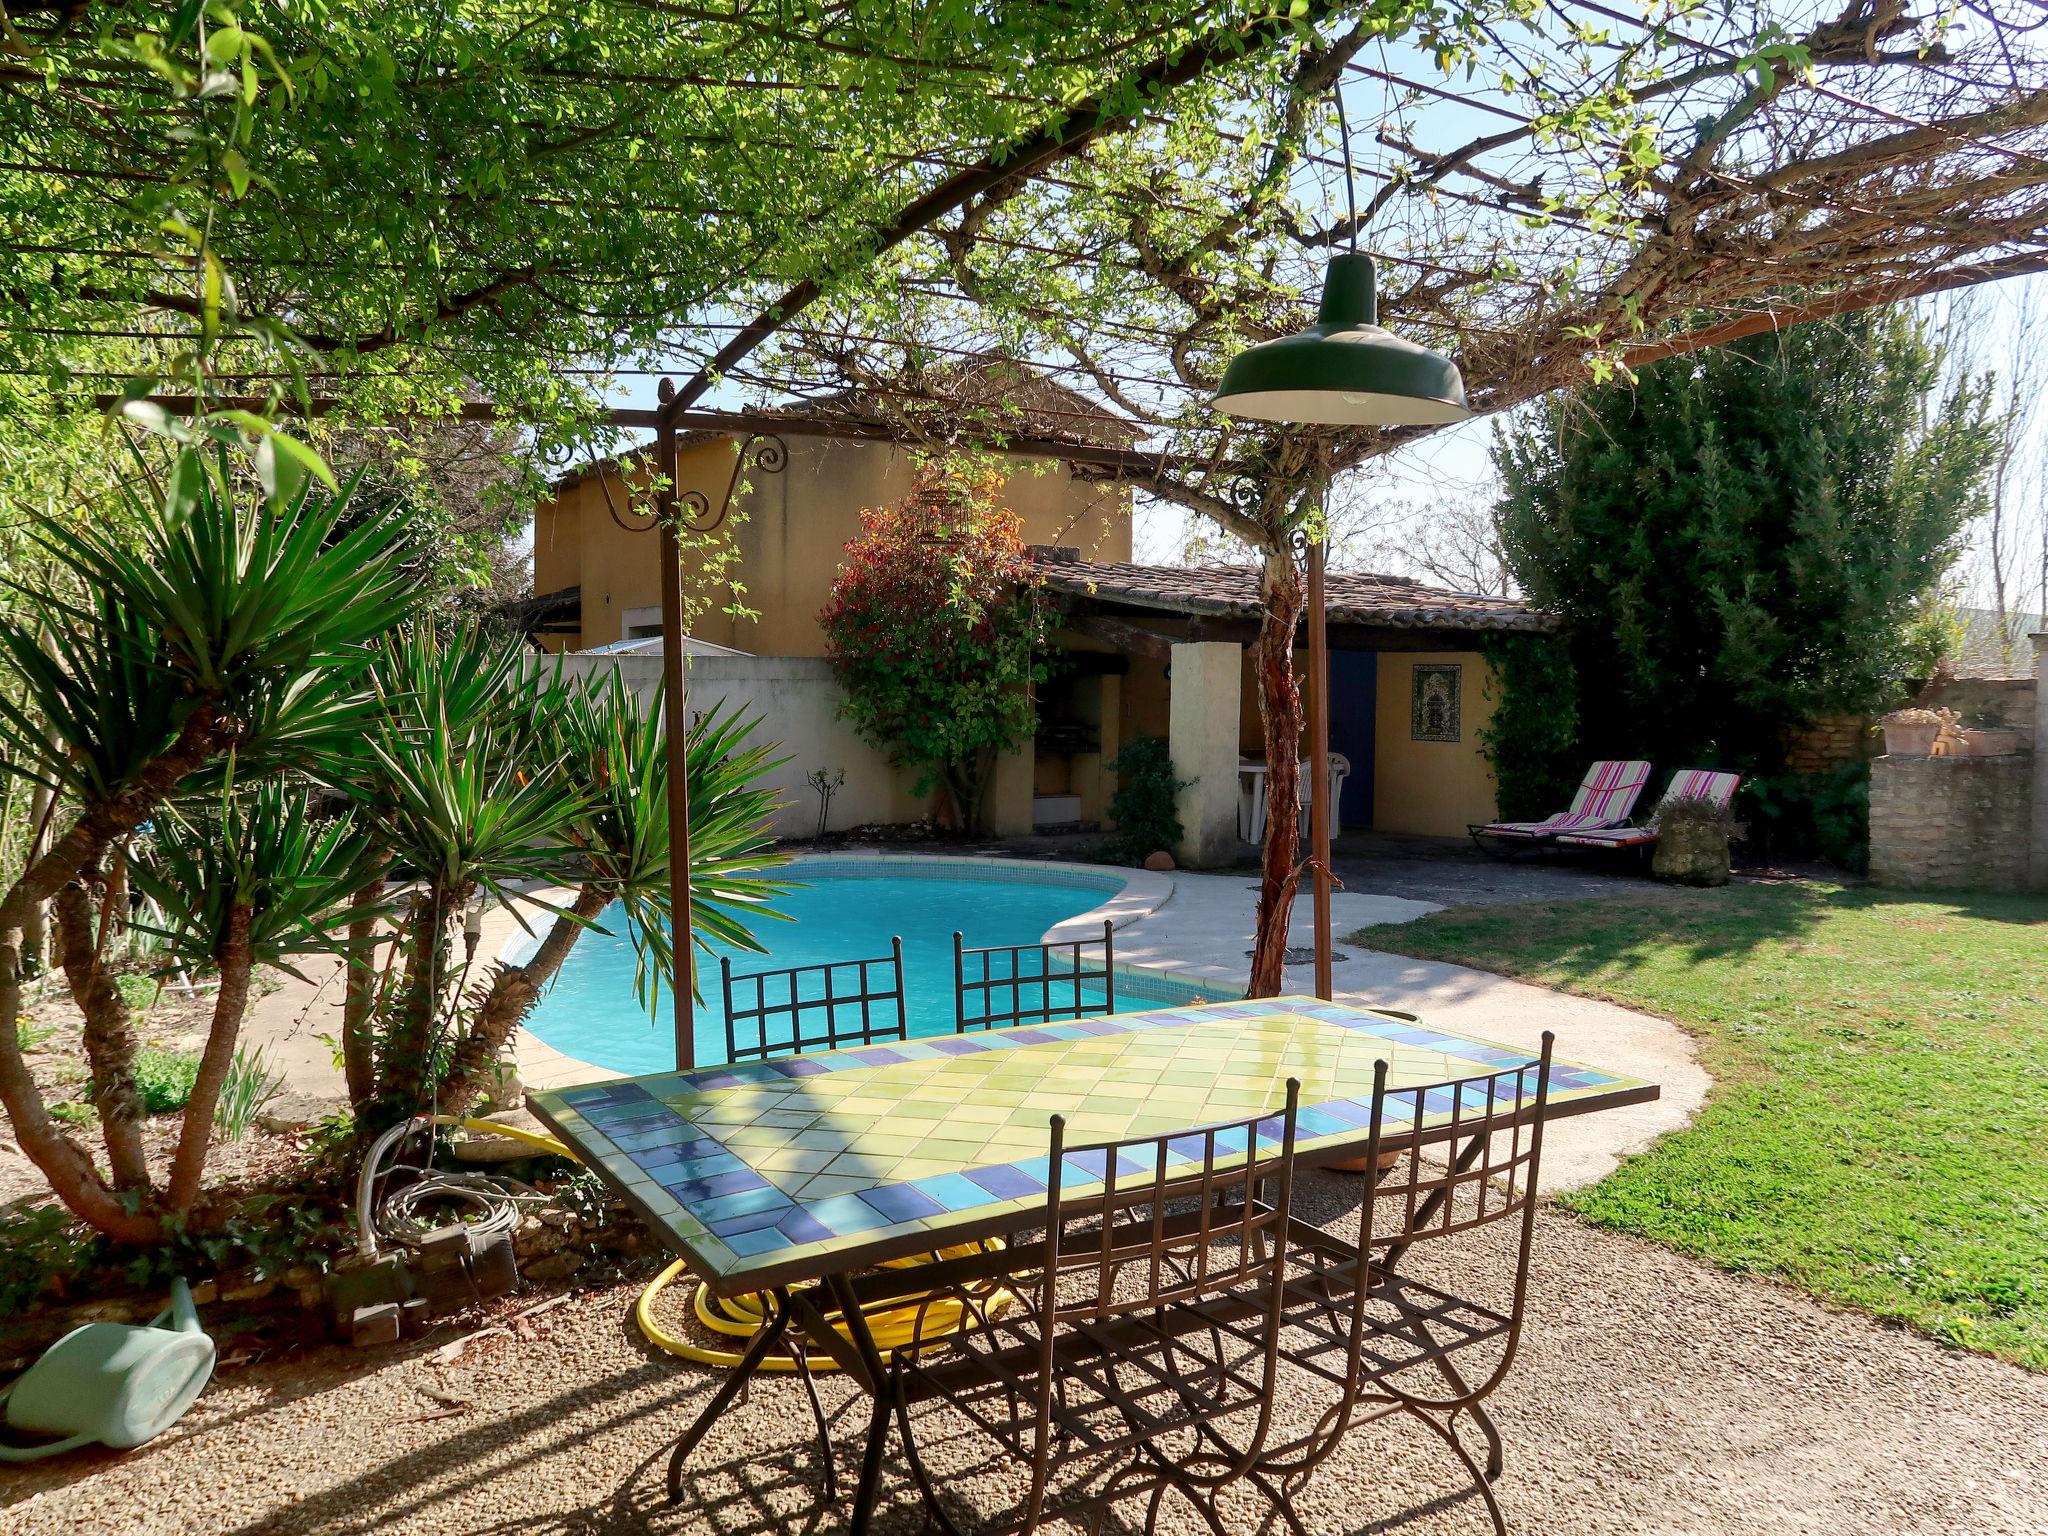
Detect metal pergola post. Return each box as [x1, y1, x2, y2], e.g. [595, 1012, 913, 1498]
[654, 382, 696, 1070]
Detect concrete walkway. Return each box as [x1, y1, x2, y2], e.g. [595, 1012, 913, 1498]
[1094, 868, 1705, 1191]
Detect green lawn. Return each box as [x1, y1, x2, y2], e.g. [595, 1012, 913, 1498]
[1351, 881, 2048, 1370]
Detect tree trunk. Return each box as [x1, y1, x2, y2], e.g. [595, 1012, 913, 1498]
[380, 886, 456, 1119]
[438, 885, 610, 1114]
[17, 775, 51, 978]
[340, 874, 385, 1108]
[167, 903, 253, 1213]
[0, 703, 226, 1244]
[53, 880, 152, 1195]
[1247, 545, 1307, 998]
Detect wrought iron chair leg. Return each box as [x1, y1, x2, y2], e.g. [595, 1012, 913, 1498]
[1245, 1468, 1312, 1536]
[787, 1337, 839, 1501]
[666, 1287, 793, 1503]
[1464, 1401, 1505, 1481]
[1388, 1291, 1505, 1481]
[1404, 1405, 1508, 1536]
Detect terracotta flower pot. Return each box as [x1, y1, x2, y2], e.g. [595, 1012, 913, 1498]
[1653, 821, 1731, 886]
[1962, 727, 2023, 757]
[1881, 722, 1939, 756]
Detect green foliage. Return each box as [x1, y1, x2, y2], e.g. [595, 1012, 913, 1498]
[0, 451, 417, 807]
[215, 1046, 286, 1144]
[1494, 310, 2001, 782]
[1743, 763, 1871, 873]
[0, 1203, 95, 1317]
[14, 1018, 57, 1052]
[130, 782, 389, 979]
[1104, 735, 1189, 863]
[543, 667, 792, 1014]
[115, 975, 161, 1013]
[1477, 634, 1580, 822]
[1356, 883, 2048, 1370]
[131, 1047, 202, 1116]
[820, 461, 1054, 833]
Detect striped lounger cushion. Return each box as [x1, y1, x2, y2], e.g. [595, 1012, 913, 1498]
[1477, 760, 1653, 839]
[1555, 769, 1741, 848]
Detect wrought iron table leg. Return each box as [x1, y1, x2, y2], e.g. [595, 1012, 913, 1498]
[666, 1285, 793, 1503]
[827, 1271, 896, 1536]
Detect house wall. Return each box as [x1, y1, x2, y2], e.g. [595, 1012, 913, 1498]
[1371, 651, 1500, 837]
[546, 650, 1049, 840]
[546, 651, 928, 839]
[534, 438, 1133, 655]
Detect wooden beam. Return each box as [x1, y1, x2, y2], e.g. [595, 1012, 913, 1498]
[1620, 251, 2048, 369]
[89, 395, 1213, 482]
[1062, 613, 1179, 663]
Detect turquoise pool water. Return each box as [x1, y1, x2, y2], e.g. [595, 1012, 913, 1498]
[520, 862, 1129, 1076]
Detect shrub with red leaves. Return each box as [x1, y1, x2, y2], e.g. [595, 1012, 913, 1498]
[819, 460, 1052, 832]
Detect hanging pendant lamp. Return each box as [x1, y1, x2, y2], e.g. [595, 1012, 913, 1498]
[1212, 250, 1470, 426]
[1213, 81, 1470, 429]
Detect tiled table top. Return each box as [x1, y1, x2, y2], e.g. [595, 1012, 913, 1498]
[530, 996, 1656, 1294]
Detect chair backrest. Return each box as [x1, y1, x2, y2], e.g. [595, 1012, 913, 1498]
[1041, 1078, 1302, 1328]
[1551, 760, 1651, 828]
[1658, 768, 1741, 816]
[1362, 1032, 1553, 1258]
[1351, 1034, 1555, 1409]
[719, 940, 909, 1062]
[953, 921, 1114, 1033]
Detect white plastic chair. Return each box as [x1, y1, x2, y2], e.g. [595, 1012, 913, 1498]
[1238, 754, 1349, 843]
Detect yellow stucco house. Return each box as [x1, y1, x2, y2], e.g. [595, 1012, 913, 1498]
[521, 391, 1548, 863]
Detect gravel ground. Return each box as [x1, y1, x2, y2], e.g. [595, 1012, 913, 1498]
[7, 1171, 2043, 1536]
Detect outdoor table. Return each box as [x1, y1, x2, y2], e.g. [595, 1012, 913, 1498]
[530, 995, 1657, 1517]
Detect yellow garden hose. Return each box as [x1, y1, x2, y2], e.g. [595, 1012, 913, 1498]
[441, 1117, 1010, 1372]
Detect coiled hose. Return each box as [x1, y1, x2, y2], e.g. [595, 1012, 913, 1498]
[359, 1114, 1009, 1372]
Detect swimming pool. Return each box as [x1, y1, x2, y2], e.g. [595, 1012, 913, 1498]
[517, 856, 1224, 1077]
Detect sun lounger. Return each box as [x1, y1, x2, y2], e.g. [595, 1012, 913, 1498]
[1554, 768, 1741, 850]
[1469, 760, 1652, 855]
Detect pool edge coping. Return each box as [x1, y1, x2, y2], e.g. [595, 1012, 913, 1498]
[484, 852, 1180, 1091]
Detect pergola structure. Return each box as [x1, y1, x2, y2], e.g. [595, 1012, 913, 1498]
[12, 0, 2048, 1064]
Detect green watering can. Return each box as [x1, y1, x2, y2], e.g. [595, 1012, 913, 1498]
[0, 1279, 214, 1461]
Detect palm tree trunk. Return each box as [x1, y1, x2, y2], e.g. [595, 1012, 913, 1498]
[167, 903, 252, 1214]
[19, 775, 51, 977]
[53, 881, 152, 1194]
[339, 873, 385, 1108]
[381, 886, 455, 1117]
[439, 885, 610, 1113]
[0, 705, 225, 1241]
[1247, 545, 1306, 998]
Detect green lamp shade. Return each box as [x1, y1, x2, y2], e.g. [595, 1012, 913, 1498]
[1213, 252, 1470, 427]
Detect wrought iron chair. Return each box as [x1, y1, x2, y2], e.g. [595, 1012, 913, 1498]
[844, 1081, 1306, 1535]
[1248, 1033, 1558, 1536]
[953, 920, 1114, 1033]
[718, 939, 909, 1062]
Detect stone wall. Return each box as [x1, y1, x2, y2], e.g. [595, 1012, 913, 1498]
[1783, 713, 1876, 775]
[1869, 755, 2036, 892]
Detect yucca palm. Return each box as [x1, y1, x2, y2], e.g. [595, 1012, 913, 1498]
[0, 449, 414, 1242]
[439, 671, 792, 1108]
[130, 784, 388, 1213]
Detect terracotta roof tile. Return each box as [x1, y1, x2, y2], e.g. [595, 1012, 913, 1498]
[1036, 558, 1554, 634]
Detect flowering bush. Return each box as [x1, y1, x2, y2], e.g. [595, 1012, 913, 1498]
[820, 460, 1052, 832]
